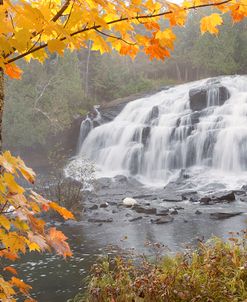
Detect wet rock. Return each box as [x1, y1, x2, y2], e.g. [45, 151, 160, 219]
[174, 206, 184, 210]
[100, 202, 109, 208]
[200, 197, 212, 205]
[211, 191, 235, 202]
[190, 112, 200, 125]
[156, 209, 169, 216]
[133, 205, 157, 215]
[169, 209, 178, 215]
[162, 196, 183, 202]
[181, 191, 198, 202]
[88, 218, 113, 223]
[195, 210, 202, 215]
[129, 216, 143, 222]
[114, 175, 128, 183]
[88, 205, 98, 210]
[151, 216, 174, 224]
[129, 150, 140, 175]
[233, 190, 245, 196]
[241, 185, 247, 191]
[210, 212, 243, 220]
[145, 106, 159, 124]
[123, 197, 138, 207]
[133, 194, 154, 199]
[189, 85, 230, 111]
[97, 177, 112, 189]
[141, 127, 151, 146]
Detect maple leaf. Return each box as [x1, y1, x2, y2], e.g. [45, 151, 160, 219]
[200, 13, 223, 35]
[4, 266, 18, 275]
[28, 232, 49, 252]
[5, 64, 23, 79]
[47, 227, 72, 257]
[49, 202, 75, 220]
[1, 232, 27, 254]
[11, 277, 32, 295]
[47, 40, 66, 55]
[4, 173, 25, 194]
[0, 215, 11, 231]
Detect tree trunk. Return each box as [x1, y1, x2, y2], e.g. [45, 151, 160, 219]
[84, 41, 92, 98]
[0, 68, 4, 152]
[175, 62, 182, 83]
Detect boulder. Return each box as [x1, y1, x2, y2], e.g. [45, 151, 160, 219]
[133, 205, 157, 215]
[189, 85, 230, 111]
[141, 126, 151, 146]
[122, 197, 138, 207]
[181, 191, 198, 202]
[210, 212, 243, 220]
[99, 202, 109, 208]
[88, 205, 98, 210]
[151, 216, 174, 224]
[212, 191, 235, 202]
[129, 216, 143, 222]
[195, 210, 202, 215]
[114, 175, 128, 183]
[200, 197, 212, 205]
[129, 149, 140, 175]
[156, 209, 169, 216]
[145, 106, 159, 124]
[169, 208, 178, 215]
[88, 218, 113, 223]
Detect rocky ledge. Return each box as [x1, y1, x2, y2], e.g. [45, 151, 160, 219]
[79, 174, 247, 226]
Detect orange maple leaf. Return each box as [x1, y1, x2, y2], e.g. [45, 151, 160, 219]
[5, 64, 23, 79]
[4, 266, 18, 275]
[47, 227, 72, 257]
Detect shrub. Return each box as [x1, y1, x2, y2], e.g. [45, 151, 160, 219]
[73, 231, 247, 302]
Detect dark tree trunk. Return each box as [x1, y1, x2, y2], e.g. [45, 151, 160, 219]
[0, 68, 4, 152]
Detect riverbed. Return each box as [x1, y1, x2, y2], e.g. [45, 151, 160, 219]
[14, 175, 247, 302]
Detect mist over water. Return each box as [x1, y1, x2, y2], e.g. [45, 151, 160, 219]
[74, 75, 247, 190]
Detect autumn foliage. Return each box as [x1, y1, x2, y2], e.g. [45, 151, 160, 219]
[1, 0, 247, 79]
[77, 232, 247, 302]
[1, 0, 247, 301]
[0, 151, 74, 301]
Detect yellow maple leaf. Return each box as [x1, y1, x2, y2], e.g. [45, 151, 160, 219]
[0, 215, 11, 231]
[4, 173, 25, 194]
[200, 13, 223, 35]
[47, 39, 66, 54]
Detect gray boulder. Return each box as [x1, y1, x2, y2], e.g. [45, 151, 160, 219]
[189, 85, 230, 111]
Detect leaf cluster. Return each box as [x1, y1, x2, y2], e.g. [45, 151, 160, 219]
[0, 151, 74, 302]
[1, 0, 247, 78]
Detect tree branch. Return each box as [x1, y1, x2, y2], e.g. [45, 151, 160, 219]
[95, 28, 136, 46]
[52, 0, 71, 22]
[6, 0, 231, 64]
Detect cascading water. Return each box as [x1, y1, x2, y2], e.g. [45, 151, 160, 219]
[77, 105, 101, 151]
[72, 75, 247, 189]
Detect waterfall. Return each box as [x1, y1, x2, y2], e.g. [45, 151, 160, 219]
[77, 105, 101, 151]
[74, 75, 247, 188]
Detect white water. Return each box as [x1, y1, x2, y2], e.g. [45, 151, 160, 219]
[73, 75, 247, 190]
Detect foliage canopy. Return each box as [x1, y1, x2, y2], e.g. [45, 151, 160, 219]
[1, 0, 247, 79]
